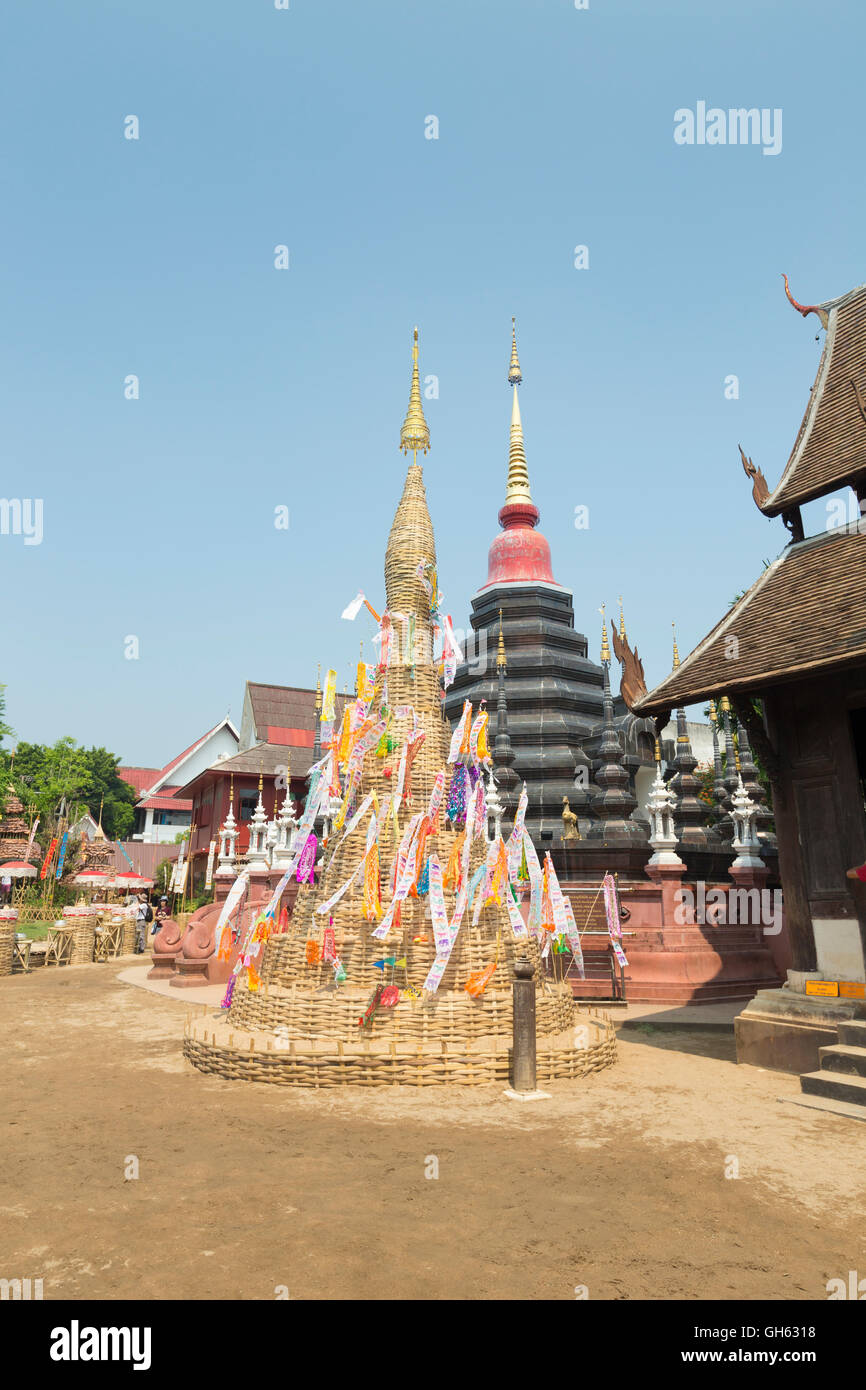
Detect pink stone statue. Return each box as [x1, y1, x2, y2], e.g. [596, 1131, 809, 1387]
[147, 917, 184, 980]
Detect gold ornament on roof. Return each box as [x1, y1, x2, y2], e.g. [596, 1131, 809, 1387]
[672, 621, 681, 669]
[497, 609, 507, 669]
[599, 603, 611, 663]
[399, 326, 430, 457]
[618, 595, 626, 641]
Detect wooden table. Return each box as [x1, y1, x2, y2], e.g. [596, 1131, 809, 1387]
[13, 934, 32, 972]
[43, 924, 74, 967]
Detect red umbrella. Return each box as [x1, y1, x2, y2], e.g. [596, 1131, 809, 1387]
[115, 871, 154, 889]
[0, 860, 38, 880]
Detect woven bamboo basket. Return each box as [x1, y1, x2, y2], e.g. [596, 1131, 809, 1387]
[183, 1010, 616, 1088]
[0, 923, 14, 977]
[70, 915, 97, 965]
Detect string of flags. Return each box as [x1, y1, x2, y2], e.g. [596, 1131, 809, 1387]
[213, 557, 626, 1011]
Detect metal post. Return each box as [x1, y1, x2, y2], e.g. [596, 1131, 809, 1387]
[512, 957, 537, 1093]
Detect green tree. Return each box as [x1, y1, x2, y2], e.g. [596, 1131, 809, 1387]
[81, 747, 136, 840]
[0, 738, 137, 840]
[0, 686, 12, 746]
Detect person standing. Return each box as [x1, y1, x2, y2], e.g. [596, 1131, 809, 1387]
[135, 893, 152, 953]
[154, 895, 171, 934]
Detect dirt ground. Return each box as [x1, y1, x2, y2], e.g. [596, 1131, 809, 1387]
[2, 963, 864, 1301]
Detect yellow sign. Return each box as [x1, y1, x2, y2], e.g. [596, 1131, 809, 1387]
[839, 981, 866, 999]
[804, 980, 839, 997]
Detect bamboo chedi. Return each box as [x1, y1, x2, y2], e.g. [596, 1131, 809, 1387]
[184, 330, 616, 1087]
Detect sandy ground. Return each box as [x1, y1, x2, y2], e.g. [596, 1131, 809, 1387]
[2, 962, 864, 1301]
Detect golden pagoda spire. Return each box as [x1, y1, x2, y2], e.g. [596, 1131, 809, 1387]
[505, 318, 534, 506]
[708, 699, 717, 725]
[654, 737, 662, 765]
[497, 609, 507, 669]
[314, 664, 322, 714]
[399, 326, 430, 459]
[508, 318, 522, 386]
[672, 621, 680, 669]
[600, 603, 611, 662]
[618, 595, 626, 641]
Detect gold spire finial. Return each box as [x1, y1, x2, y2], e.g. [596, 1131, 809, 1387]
[720, 694, 731, 715]
[733, 731, 741, 773]
[399, 326, 430, 458]
[497, 609, 507, 669]
[314, 664, 322, 714]
[258, 759, 263, 794]
[229, 773, 234, 806]
[507, 316, 522, 386]
[504, 319, 534, 507]
[618, 595, 626, 640]
[672, 621, 680, 669]
[708, 699, 717, 724]
[599, 603, 611, 662]
[654, 737, 661, 765]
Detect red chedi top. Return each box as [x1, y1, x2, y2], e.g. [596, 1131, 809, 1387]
[482, 500, 558, 588]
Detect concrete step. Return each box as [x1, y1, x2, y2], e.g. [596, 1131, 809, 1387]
[780, 1093, 866, 1123]
[818, 1044, 866, 1078]
[837, 1019, 866, 1048]
[800, 1069, 866, 1106]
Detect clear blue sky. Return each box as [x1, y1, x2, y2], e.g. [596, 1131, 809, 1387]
[2, 0, 862, 765]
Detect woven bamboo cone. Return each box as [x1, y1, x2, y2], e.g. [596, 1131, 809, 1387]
[185, 331, 615, 1086]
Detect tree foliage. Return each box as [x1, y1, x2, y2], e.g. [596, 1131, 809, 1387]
[0, 738, 137, 840]
[0, 686, 12, 746]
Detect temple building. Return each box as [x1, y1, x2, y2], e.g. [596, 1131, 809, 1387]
[444, 323, 659, 846]
[177, 683, 350, 894]
[633, 277, 866, 1090]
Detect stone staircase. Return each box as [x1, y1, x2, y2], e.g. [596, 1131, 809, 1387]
[798, 1018, 866, 1117]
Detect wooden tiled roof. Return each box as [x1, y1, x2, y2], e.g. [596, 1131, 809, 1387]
[247, 684, 351, 742]
[762, 282, 866, 515]
[635, 526, 866, 713]
[202, 742, 292, 778]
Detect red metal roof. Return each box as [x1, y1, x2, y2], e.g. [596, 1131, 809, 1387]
[138, 794, 193, 811]
[118, 766, 162, 795]
[266, 726, 315, 747]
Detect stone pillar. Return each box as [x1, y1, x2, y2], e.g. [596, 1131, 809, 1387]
[512, 958, 537, 1092]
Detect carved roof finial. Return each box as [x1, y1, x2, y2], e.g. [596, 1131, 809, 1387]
[672, 621, 681, 670]
[782, 273, 824, 322]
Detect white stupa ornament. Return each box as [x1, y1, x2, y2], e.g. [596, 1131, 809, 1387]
[246, 776, 271, 875]
[272, 780, 299, 869]
[646, 745, 684, 868]
[485, 767, 503, 844]
[730, 773, 765, 870]
[215, 786, 239, 879]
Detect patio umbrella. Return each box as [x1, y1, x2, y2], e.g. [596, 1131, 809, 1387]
[0, 860, 38, 880]
[72, 869, 111, 887]
[115, 871, 155, 890]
